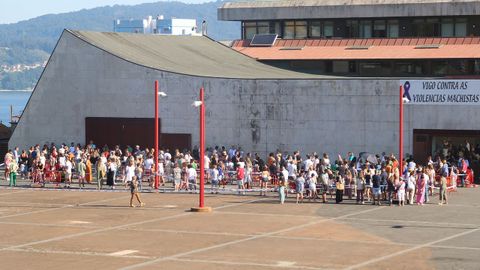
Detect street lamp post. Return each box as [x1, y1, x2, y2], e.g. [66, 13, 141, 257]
[154, 80, 167, 190]
[155, 80, 159, 190]
[191, 87, 212, 212]
[399, 85, 404, 176]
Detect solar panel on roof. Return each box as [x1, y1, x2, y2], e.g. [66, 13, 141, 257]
[250, 34, 277, 47]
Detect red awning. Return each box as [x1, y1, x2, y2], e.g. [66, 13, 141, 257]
[231, 37, 480, 60]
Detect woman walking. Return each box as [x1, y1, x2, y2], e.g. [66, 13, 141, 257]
[127, 176, 145, 208]
[260, 165, 270, 196]
[407, 170, 416, 205]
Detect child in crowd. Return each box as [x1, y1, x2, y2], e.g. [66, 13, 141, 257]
[173, 163, 182, 192]
[295, 173, 305, 204]
[127, 176, 145, 207]
[278, 173, 288, 204]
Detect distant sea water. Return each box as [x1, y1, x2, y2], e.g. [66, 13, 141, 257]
[0, 90, 32, 126]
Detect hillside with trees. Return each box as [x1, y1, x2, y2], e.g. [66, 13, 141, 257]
[0, 0, 240, 90]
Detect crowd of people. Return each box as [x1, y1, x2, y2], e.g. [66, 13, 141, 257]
[1, 141, 475, 206]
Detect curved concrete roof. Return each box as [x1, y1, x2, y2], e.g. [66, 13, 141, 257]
[68, 30, 326, 79]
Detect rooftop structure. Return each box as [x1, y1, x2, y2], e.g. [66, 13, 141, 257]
[219, 0, 480, 77]
[114, 15, 199, 36]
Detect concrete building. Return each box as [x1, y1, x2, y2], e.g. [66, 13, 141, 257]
[9, 30, 480, 163]
[114, 15, 198, 35]
[219, 0, 480, 77]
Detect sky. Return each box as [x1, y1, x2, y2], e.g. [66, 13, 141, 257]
[0, 0, 210, 24]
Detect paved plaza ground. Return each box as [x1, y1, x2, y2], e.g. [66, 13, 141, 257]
[0, 183, 478, 269]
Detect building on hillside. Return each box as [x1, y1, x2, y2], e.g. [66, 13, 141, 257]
[8, 30, 480, 172]
[218, 0, 480, 77]
[114, 15, 198, 35]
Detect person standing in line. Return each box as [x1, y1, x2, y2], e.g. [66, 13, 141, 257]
[260, 165, 270, 196]
[106, 157, 117, 189]
[416, 168, 426, 206]
[439, 172, 448, 205]
[85, 156, 93, 184]
[335, 175, 345, 204]
[407, 170, 416, 205]
[236, 163, 245, 195]
[278, 173, 288, 204]
[9, 159, 18, 187]
[397, 177, 406, 206]
[77, 158, 86, 188]
[295, 173, 305, 204]
[356, 170, 365, 204]
[386, 170, 396, 206]
[210, 164, 220, 194]
[371, 170, 382, 206]
[308, 167, 318, 202]
[187, 164, 197, 192]
[320, 169, 330, 203]
[173, 163, 182, 192]
[64, 157, 73, 189]
[244, 163, 253, 190]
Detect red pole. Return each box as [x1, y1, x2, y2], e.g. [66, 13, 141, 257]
[199, 87, 205, 208]
[154, 80, 159, 190]
[399, 85, 404, 178]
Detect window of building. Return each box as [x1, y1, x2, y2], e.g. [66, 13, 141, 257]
[455, 18, 467, 37]
[387, 20, 399, 37]
[373, 20, 386, 37]
[448, 60, 469, 75]
[309, 21, 322, 38]
[441, 18, 454, 37]
[394, 61, 424, 75]
[283, 21, 311, 39]
[324, 21, 334, 38]
[270, 21, 281, 37]
[432, 61, 448, 76]
[412, 18, 440, 37]
[243, 22, 257, 39]
[474, 60, 480, 75]
[256, 21, 270, 35]
[346, 20, 359, 38]
[360, 21, 372, 38]
[295, 21, 308, 39]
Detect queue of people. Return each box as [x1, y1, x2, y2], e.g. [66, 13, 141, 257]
[2, 143, 473, 207]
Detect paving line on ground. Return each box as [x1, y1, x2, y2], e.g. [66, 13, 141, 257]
[0, 220, 100, 229]
[339, 217, 480, 229]
[0, 190, 28, 196]
[344, 227, 480, 270]
[8, 247, 154, 260]
[169, 257, 330, 270]
[119, 206, 384, 270]
[0, 195, 131, 220]
[215, 210, 320, 219]
[0, 197, 269, 253]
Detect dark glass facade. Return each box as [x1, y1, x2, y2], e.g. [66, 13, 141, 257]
[262, 59, 480, 77]
[241, 16, 480, 39]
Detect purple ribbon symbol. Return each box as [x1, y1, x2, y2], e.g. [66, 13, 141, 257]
[403, 81, 412, 102]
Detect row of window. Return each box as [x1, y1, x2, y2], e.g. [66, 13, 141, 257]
[242, 17, 475, 39]
[264, 59, 480, 77]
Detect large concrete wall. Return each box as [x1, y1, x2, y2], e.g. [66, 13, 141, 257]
[9, 30, 480, 158]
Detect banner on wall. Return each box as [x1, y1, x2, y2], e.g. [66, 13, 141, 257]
[399, 80, 480, 105]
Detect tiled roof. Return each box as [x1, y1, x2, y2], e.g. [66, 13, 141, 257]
[232, 37, 480, 60]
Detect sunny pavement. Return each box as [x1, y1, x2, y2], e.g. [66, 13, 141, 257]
[0, 186, 477, 270]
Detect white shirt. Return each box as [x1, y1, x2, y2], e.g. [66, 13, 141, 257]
[210, 168, 219, 181]
[144, 158, 154, 170]
[58, 156, 66, 167]
[282, 168, 289, 181]
[204, 155, 211, 169]
[65, 160, 72, 174]
[188, 167, 197, 180]
[304, 159, 313, 171]
[125, 165, 135, 182]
